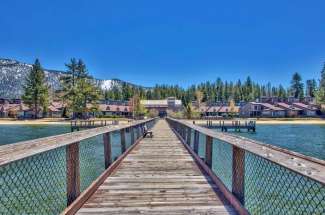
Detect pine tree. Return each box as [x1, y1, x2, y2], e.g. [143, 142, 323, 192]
[317, 63, 325, 105]
[131, 94, 147, 118]
[306, 79, 317, 97]
[194, 90, 203, 108]
[278, 85, 287, 99]
[290, 72, 304, 99]
[22, 59, 49, 119]
[60, 58, 100, 118]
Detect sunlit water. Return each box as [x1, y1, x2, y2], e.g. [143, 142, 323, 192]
[0, 124, 70, 145]
[231, 124, 325, 160]
[0, 123, 324, 214]
[0, 124, 137, 214]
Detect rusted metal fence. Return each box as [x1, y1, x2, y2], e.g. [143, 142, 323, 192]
[0, 118, 156, 214]
[167, 117, 325, 215]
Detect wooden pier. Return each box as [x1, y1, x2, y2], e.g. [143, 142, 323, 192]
[203, 120, 256, 132]
[71, 120, 237, 214]
[70, 120, 120, 132]
[1, 118, 325, 215]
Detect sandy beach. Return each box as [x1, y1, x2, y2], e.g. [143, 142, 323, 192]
[0, 118, 131, 125]
[0, 117, 324, 125]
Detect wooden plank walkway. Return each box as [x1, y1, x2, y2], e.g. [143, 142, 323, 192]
[76, 120, 237, 215]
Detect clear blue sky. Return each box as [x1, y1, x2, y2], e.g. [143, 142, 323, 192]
[1, 0, 324, 87]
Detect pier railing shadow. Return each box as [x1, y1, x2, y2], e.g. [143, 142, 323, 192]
[0, 118, 157, 214]
[167, 117, 325, 215]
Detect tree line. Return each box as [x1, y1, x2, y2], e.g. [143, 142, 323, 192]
[22, 59, 325, 118]
[106, 70, 324, 105]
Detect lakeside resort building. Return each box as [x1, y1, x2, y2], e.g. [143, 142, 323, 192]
[199, 104, 240, 118]
[0, 96, 322, 119]
[141, 97, 183, 117]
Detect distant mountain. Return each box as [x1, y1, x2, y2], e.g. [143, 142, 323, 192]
[0, 58, 146, 99]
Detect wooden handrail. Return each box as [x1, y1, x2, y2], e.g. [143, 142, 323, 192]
[170, 122, 249, 215]
[167, 117, 325, 185]
[0, 118, 155, 167]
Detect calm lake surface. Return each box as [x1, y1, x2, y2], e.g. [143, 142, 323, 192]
[233, 124, 325, 160]
[0, 124, 70, 145]
[0, 123, 324, 214]
[1, 123, 325, 159]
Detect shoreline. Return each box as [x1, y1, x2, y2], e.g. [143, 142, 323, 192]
[186, 118, 325, 125]
[0, 118, 324, 125]
[0, 118, 70, 125]
[0, 118, 130, 125]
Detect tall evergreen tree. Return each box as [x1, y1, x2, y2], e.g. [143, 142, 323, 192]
[317, 63, 325, 104]
[278, 85, 287, 99]
[22, 59, 49, 119]
[306, 79, 317, 97]
[61, 58, 100, 118]
[290, 72, 304, 99]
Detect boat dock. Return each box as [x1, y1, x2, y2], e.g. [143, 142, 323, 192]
[200, 120, 256, 132]
[70, 119, 120, 131]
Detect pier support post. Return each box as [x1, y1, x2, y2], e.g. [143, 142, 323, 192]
[181, 125, 185, 139]
[205, 136, 213, 168]
[232, 146, 245, 205]
[187, 127, 191, 145]
[66, 142, 80, 206]
[130, 127, 135, 144]
[136, 125, 140, 139]
[103, 133, 112, 169]
[120, 129, 126, 153]
[194, 130, 199, 154]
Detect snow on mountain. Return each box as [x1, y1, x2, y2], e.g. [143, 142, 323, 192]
[0, 58, 144, 99]
[100, 79, 114, 90]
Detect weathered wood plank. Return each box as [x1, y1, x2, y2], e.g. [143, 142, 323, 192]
[103, 133, 112, 169]
[0, 118, 154, 167]
[66, 142, 80, 206]
[75, 120, 237, 215]
[168, 118, 325, 185]
[205, 135, 213, 168]
[232, 146, 245, 205]
[120, 129, 126, 153]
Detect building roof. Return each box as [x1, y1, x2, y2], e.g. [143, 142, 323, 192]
[0, 103, 30, 112]
[260, 103, 284, 111]
[99, 104, 131, 112]
[249, 102, 284, 111]
[200, 105, 239, 113]
[292, 102, 318, 111]
[141, 100, 168, 107]
[276, 102, 302, 111]
[48, 105, 60, 112]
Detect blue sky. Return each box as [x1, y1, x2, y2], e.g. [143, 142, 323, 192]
[0, 0, 324, 87]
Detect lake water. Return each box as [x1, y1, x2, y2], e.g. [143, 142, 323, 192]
[1, 123, 324, 160]
[0, 124, 138, 214]
[0, 124, 70, 145]
[0, 123, 324, 214]
[233, 124, 325, 160]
